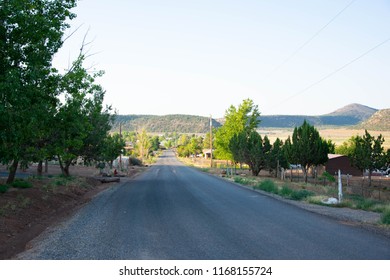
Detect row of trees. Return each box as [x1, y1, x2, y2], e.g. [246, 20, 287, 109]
[0, 0, 124, 183]
[336, 130, 390, 185]
[213, 99, 330, 181]
[121, 129, 161, 161]
[211, 99, 390, 186]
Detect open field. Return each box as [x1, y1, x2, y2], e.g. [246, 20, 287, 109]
[257, 127, 390, 150]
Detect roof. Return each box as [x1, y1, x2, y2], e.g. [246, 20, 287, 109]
[328, 154, 346, 160]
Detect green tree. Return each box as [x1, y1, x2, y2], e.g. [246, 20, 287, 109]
[203, 129, 216, 150]
[350, 130, 387, 186]
[136, 128, 151, 161]
[326, 139, 336, 154]
[230, 131, 271, 176]
[335, 136, 358, 156]
[0, 0, 77, 183]
[214, 99, 260, 160]
[285, 120, 329, 183]
[149, 136, 160, 152]
[268, 138, 289, 177]
[102, 134, 126, 168]
[54, 56, 111, 176]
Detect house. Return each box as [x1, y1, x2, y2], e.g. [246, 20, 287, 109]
[325, 154, 361, 176]
[202, 149, 213, 159]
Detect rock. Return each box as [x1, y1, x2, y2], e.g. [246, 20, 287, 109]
[322, 197, 339, 205]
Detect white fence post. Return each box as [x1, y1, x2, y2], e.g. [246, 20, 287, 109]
[338, 169, 343, 203]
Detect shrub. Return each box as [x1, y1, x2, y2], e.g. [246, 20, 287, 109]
[129, 157, 143, 166]
[380, 209, 390, 225]
[280, 186, 294, 198]
[0, 184, 9, 194]
[234, 177, 251, 185]
[11, 180, 32, 189]
[355, 199, 376, 211]
[290, 189, 313, 201]
[257, 180, 279, 194]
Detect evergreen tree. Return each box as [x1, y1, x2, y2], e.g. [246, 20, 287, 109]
[350, 130, 387, 186]
[284, 120, 329, 183]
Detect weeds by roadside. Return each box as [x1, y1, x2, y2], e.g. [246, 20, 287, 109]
[201, 165, 390, 224]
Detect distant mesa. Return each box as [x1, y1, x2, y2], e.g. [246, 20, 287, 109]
[112, 103, 385, 133]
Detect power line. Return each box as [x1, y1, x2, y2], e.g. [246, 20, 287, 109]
[271, 0, 357, 74]
[278, 36, 390, 106]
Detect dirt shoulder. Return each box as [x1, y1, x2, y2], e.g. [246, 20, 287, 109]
[0, 165, 147, 260]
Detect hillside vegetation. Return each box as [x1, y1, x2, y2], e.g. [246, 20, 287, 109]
[112, 103, 382, 133]
[359, 109, 390, 131]
[112, 115, 221, 133]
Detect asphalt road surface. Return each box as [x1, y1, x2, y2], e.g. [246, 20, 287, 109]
[19, 151, 390, 259]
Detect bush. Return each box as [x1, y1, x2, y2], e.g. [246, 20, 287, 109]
[381, 209, 390, 225]
[11, 180, 32, 189]
[0, 184, 9, 194]
[290, 189, 313, 201]
[280, 186, 294, 198]
[129, 157, 143, 166]
[256, 180, 279, 194]
[234, 177, 251, 186]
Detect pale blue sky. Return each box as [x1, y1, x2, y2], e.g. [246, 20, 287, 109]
[53, 0, 390, 117]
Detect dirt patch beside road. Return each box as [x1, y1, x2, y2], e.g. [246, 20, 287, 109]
[0, 165, 146, 259]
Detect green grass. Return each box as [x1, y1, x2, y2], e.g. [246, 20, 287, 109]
[290, 189, 314, 201]
[11, 179, 33, 189]
[255, 180, 279, 194]
[213, 169, 390, 218]
[233, 176, 253, 186]
[280, 186, 294, 198]
[380, 209, 390, 225]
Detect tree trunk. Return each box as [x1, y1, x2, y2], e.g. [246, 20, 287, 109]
[7, 160, 19, 184]
[63, 164, 70, 177]
[58, 156, 70, 176]
[37, 161, 43, 176]
[45, 159, 48, 173]
[368, 170, 372, 187]
[303, 166, 308, 183]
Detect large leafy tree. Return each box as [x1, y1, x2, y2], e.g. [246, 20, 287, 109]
[285, 120, 329, 183]
[0, 0, 77, 183]
[54, 56, 112, 176]
[102, 134, 126, 169]
[349, 130, 387, 186]
[214, 99, 260, 160]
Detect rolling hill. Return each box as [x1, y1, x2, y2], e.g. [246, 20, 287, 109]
[112, 114, 221, 134]
[112, 103, 380, 133]
[359, 109, 390, 131]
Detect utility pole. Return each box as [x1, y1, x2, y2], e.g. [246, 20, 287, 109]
[210, 115, 213, 168]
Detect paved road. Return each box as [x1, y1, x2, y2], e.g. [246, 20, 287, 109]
[19, 151, 390, 259]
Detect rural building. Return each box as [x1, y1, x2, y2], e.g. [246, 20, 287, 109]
[202, 149, 213, 159]
[325, 154, 361, 176]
